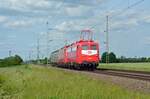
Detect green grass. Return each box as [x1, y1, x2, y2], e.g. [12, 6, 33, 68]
[0, 64, 150, 99]
[99, 63, 150, 72]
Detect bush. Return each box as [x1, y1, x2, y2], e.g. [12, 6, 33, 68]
[101, 52, 150, 63]
[101, 52, 117, 63]
[0, 55, 23, 67]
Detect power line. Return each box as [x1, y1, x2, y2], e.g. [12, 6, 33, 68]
[91, 0, 145, 29]
[128, 0, 144, 9]
[109, 0, 144, 18]
[99, 0, 144, 64]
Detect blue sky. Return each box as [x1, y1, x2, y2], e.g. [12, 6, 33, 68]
[0, 0, 150, 60]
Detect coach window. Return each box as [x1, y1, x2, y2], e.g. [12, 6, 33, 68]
[69, 47, 72, 52]
[91, 45, 97, 50]
[82, 45, 88, 50]
[70, 47, 72, 52]
[72, 46, 76, 51]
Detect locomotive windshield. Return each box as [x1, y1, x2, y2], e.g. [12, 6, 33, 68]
[82, 45, 97, 50]
[91, 45, 97, 50]
[82, 45, 88, 50]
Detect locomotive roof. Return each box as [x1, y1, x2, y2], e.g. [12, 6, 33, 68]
[51, 40, 98, 53]
[76, 40, 94, 43]
[65, 40, 96, 47]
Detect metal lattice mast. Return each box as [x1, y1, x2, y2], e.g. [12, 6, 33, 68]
[37, 37, 40, 64]
[46, 21, 49, 65]
[106, 15, 109, 64]
[9, 50, 12, 57]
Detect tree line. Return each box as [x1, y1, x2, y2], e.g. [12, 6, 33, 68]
[0, 55, 23, 67]
[5, 52, 148, 66]
[101, 52, 150, 63]
[27, 57, 48, 64]
[29, 52, 150, 64]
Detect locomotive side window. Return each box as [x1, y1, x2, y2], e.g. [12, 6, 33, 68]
[91, 45, 97, 50]
[72, 46, 76, 52]
[82, 45, 88, 50]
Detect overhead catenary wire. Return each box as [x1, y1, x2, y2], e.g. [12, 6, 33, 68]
[45, 0, 65, 64]
[90, 0, 145, 64]
[91, 0, 145, 30]
[109, 0, 145, 18]
[107, 0, 144, 63]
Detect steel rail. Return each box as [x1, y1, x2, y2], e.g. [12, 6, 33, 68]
[92, 69, 150, 81]
[37, 64, 150, 81]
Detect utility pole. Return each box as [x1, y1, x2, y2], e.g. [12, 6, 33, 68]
[65, 39, 68, 46]
[106, 15, 109, 64]
[46, 21, 49, 65]
[128, 0, 130, 8]
[104, 0, 144, 64]
[28, 50, 31, 64]
[9, 50, 11, 57]
[37, 38, 40, 64]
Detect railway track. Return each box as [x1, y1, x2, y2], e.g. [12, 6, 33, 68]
[38, 64, 150, 81]
[91, 69, 150, 81]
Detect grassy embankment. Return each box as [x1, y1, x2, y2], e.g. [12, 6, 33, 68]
[0, 64, 150, 99]
[99, 63, 150, 72]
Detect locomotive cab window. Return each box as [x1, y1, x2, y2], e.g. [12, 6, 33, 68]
[82, 45, 88, 50]
[91, 45, 97, 50]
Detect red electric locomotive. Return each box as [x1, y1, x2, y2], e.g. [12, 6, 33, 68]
[50, 30, 100, 70]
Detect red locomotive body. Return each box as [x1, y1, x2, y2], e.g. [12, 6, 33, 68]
[50, 30, 100, 70]
[50, 40, 100, 70]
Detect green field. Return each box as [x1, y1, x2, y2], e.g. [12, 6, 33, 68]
[0, 65, 150, 99]
[99, 63, 150, 72]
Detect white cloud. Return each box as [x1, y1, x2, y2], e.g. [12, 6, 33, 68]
[5, 20, 32, 28]
[111, 18, 139, 31]
[0, 42, 15, 49]
[55, 21, 74, 31]
[54, 21, 87, 32]
[0, 0, 59, 13]
[0, 42, 5, 46]
[65, 5, 92, 17]
[144, 37, 150, 45]
[0, 16, 7, 23]
[50, 0, 107, 6]
[51, 8, 150, 34]
[1, 16, 46, 28]
[0, 0, 107, 18]
[143, 15, 150, 23]
[105, 9, 150, 31]
[39, 32, 46, 36]
[7, 35, 17, 39]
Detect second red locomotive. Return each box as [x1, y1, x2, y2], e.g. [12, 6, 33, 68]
[50, 30, 100, 70]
